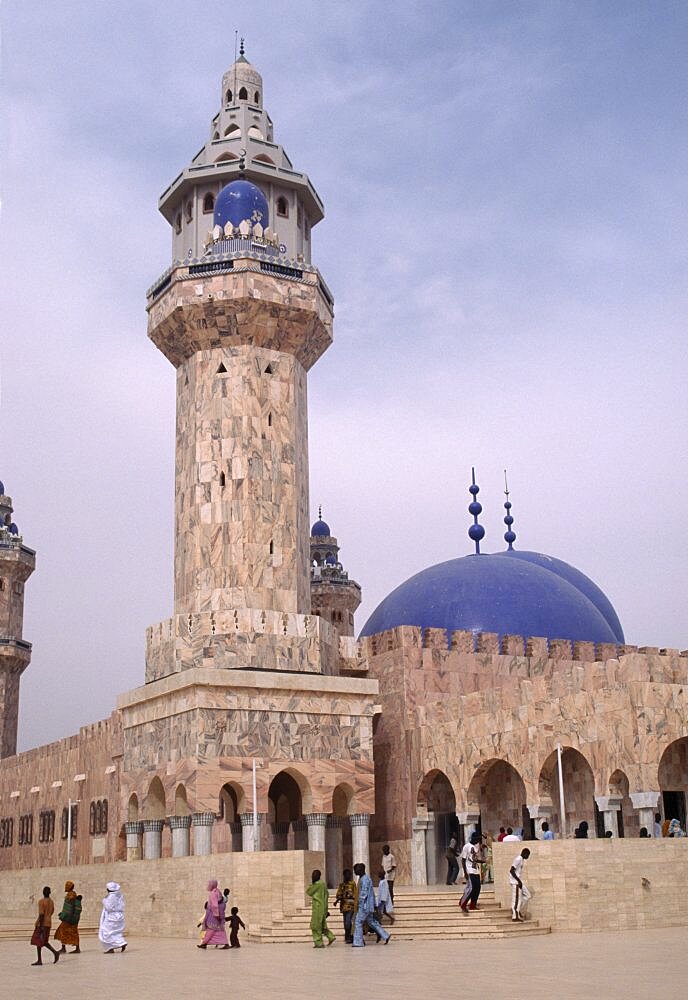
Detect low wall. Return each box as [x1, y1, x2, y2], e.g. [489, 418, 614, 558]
[0, 849, 323, 938]
[493, 839, 688, 932]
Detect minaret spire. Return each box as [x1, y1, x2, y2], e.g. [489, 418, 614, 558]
[467, 467, 485, 554]
[503, 469, 516, 550]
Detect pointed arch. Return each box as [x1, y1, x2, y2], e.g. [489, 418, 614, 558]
[127, 793, 139, 823]
[144, 776, 166, 820]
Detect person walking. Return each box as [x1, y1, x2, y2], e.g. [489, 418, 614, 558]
[381, 844, 397, 903]
[98, 882, 127, 954]
[334, 868, 356, 943]
[54, 880, 82, 954]
[306, 868, 335, 948]
[376, 870, 395, 925]
[445, 834, 460, 885]
[30, 887, 60, 966]
[459, 832, 483, 913]
[509, 847, 531, 921]
[228, 907, 245, 948]
[352, 863, 390, 946]
[197, 879, 229, 949]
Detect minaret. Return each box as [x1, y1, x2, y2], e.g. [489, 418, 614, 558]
[0, 481, 35, 758]
[310, 509, 362, 639]
[145, 45, 334, 678]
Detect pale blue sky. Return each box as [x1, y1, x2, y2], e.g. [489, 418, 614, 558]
[1, 1, 686, 749]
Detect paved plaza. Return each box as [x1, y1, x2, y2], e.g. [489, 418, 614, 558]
[3, 927, 686, 999]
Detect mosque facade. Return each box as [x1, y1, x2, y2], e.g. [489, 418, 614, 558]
[1, 48, 687, 889]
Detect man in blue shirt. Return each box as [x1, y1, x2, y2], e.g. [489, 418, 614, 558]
[541, 821, 554, 840]
[352, 863, 390, 946]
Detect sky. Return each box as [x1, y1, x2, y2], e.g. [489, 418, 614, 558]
[1, 1, 686, 751]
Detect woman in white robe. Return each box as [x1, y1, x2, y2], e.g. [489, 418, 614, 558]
[99, 882, 127, 953]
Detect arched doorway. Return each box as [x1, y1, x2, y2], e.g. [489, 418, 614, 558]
[658, 737, 688, 831]
[467, 759, 528, 838]
[215, 782, 244, 853]
[417, 770, 457, 883]
[539, 747, 596, 837]
[608, 769, 635, 837]
[268, 771, 305, 850]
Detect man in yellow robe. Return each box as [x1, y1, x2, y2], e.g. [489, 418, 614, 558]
[306, 869, 335, 948]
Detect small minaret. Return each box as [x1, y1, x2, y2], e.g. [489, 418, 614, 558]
[310, 509, 361, 639]
[0, 481, 35, 758]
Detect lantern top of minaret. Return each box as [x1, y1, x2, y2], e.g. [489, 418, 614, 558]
[221, 39, 264, 110]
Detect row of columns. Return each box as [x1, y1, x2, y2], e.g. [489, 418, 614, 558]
[410, 791, 662, 885]
[125, 813, 371, 871]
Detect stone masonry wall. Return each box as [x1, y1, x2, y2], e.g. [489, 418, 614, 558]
[0, 849, 323, 938]
[493, 839, 688, 932]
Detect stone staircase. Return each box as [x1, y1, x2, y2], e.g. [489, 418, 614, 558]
[249, 885, 550, 943]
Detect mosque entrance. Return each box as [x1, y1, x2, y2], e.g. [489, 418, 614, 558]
[418, 770, 457, 884]
[662, 791, 686, 831]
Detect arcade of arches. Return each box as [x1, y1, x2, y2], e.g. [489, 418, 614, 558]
[120, 770, 371, 887]
[410, 737, 688, 884]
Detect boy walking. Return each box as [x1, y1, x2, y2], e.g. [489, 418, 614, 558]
[509, 848, 531, 921]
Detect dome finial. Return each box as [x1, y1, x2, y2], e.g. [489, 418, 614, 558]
[467, 467, 485, 554]
[239, 37, 245, 57]
[318, 504, 322, 520]
[503, 469, 516, 550]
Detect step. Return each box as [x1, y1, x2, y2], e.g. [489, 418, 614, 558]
[249, 925, 550, 943]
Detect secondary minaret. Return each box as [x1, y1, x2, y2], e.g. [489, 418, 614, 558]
[145, 45, 334, 679]
[0, 482, 35, 758]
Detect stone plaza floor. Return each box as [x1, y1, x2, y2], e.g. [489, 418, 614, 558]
[3, 927, 686, 999]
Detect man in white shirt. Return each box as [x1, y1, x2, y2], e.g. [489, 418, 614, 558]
[503, 827, 521, 842]
[381, 845, 397, 903]
[459, 832, 483, 913]
[509, 848, 531, 921]
[653, 812, 662, 838]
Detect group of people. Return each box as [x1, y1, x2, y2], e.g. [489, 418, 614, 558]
[197, 880, 244, 949]
[30, 880, 124, 966]
[308, 844, 398, 948]
[452, 832, 531, 922]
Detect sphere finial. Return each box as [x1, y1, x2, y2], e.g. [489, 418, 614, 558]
[503, 469, 516, 550]
[318, 504, 322, 520]
[467, 467, 485, 554]
[239, 37, 245, 57]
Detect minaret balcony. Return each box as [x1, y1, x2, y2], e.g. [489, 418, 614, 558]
[0, 637, 32, 671]
[147, 257, 333, 370]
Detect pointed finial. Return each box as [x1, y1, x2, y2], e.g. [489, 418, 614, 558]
[318, 504, 322, 520]
[239, 37, 245, 57]
[503, 469, 516, 550]
[467, 467, 485, 554]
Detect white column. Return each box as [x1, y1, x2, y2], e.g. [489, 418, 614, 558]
[124, 821, 143, 861]
[630, 790, 660, 836]
[527, 805, 553, 839]
[142, 819, 164, 859]
[240, 812, 261, 852]
[305, 812, 327, 853]
[350, 813, 370, 873]
[192, 811, 215, 855]
[595, 796, 622, 837]
[169, 815, 191, 857]
[411, 816, 429, 886]
[325, 817, 343, 888]
[457, 810, 480, 840]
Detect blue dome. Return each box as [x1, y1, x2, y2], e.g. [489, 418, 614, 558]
[325, 553, 338, 566]
[360, 552, 620, 645]
[0, 481, 4, 495]
[214, 180, 269, 230]
[9, 523, 18, 535]
[311, 519, 331, 537]
[496, 549, 624, 643]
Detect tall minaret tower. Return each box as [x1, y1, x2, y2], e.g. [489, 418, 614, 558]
[145, 45, 335, 679]
[0, 482, 35, 758]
